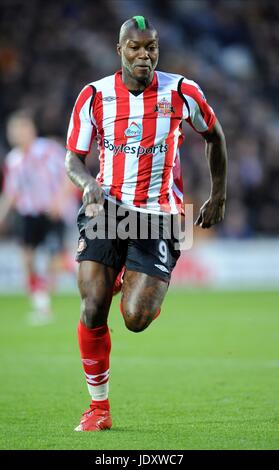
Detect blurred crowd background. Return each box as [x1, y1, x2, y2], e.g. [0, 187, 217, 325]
[1, 0, 279, 239]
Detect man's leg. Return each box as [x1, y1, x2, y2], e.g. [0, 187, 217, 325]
[45, 218, 76, 290]
[78, 260, 117, 328]
[20, 215, 54, 324]
[75, 260, 117, 431]
[120, 271, 169, 332]
[23, 246, 52, 324]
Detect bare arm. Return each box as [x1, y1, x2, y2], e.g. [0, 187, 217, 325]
[65, 150, 104, 217]
[0, 194, 14, 227]
[195, 119, 227, 229]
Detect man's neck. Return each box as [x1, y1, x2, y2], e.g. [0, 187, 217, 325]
[19, 140, 35, 153]
[121, 68, 154, 92]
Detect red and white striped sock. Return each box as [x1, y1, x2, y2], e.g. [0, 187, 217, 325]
[77, 320, 111, 410]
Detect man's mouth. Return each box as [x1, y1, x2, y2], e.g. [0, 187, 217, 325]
[135, 64, 150, 69]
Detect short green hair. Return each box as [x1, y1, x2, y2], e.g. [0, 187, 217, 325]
[119, 16, 157, 43]
[133, 16, 148, 31]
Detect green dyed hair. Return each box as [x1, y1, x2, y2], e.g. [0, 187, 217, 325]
[118, 16, 157, 43]
[133, 16, 147, 30]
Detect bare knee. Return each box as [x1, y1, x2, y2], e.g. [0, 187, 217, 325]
[125, 315, 150, 333]
[121, 304, 154, 333]
[81, 294, 108, 328]
[120, 271, 168, 333]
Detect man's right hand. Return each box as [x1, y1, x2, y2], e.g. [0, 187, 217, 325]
[65, 151, 105, 218]
[83, 181, 105, 218]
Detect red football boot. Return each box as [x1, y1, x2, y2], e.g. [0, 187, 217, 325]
[74, 404, 112, 432]
[112, 266, 126, 296]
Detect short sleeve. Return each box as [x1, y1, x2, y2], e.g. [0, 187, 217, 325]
[179, 78, 216, 134]
[66, 85, 97, 156]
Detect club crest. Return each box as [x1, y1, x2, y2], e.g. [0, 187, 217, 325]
[77, 238, 87, 253]
[154, 98, 175, 117]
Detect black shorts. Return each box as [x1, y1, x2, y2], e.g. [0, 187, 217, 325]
[19, 214, 65, 253]
[76, 200, 181, 282]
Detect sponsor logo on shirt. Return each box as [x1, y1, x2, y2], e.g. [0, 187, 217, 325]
[154, 98, 175, 117]
[124, 122, 143, 141]
[103, 139, 168, 158]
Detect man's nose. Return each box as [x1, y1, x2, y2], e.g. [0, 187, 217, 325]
[137, 47, 149, 59]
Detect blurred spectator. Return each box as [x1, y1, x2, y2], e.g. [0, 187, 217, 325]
[0, 110, 78, 324]
[0, 0, 279, 237]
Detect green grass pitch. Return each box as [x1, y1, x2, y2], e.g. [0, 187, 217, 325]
[0, 290, 278, 450]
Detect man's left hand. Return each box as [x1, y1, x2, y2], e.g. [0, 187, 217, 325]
[194, 197, 226, 229]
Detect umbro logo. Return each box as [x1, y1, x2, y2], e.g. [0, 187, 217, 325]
[82, 358, 99, 365]
[154, 264, 169, 273]
[102, 96, 117, 102]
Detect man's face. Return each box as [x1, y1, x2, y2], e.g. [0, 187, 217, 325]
[117, 29, 159, 83]
[7, 117, 36, 148]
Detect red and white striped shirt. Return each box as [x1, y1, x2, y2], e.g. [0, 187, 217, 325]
[67, 70, 216, 214]
[4, 137, 66, 216]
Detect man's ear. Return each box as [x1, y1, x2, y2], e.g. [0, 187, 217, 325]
[117, 43, 121, 56]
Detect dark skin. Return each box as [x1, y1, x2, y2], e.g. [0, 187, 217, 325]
[116, 27, 159, 91]
[65, 26, 227, 331]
